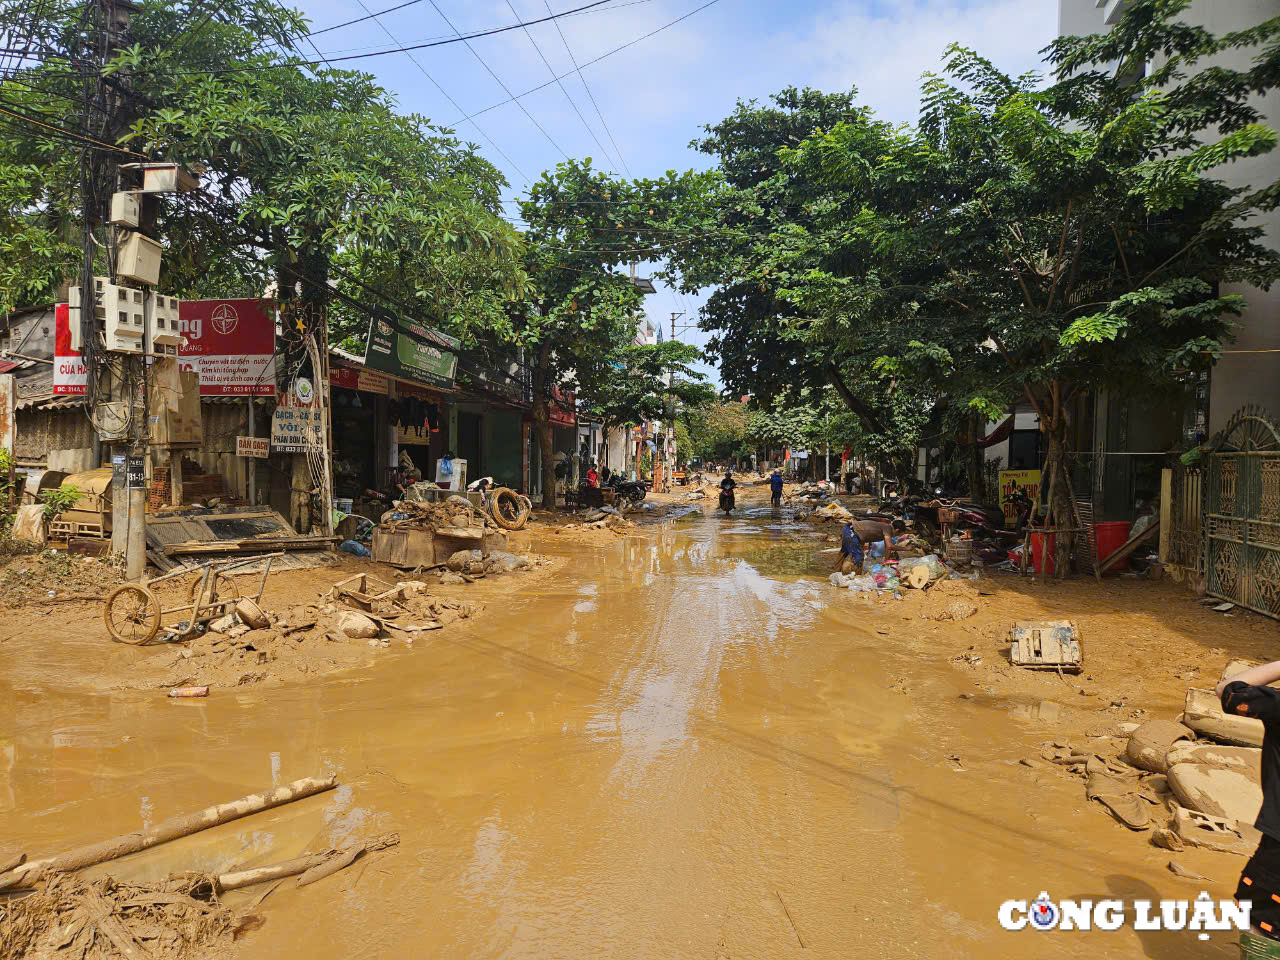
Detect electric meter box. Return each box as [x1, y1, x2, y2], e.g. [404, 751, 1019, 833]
[109, 191, 140, 228]
[117, 232, 162, 286]
[68, 278, 113, 352]
[105, 285, 145, 353]
[150, 293, 183, 350]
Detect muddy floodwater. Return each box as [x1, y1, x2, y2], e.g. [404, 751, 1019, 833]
[1, 504, 1241, 958]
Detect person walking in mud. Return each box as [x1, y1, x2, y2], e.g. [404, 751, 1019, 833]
[1218, 661, 1280, 940]
[770, 469, 784, 507]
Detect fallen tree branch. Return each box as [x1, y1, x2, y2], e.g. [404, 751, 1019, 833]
[0, 775, 337, 890]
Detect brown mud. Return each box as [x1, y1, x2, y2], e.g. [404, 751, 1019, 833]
[0, 483, 1269, 958]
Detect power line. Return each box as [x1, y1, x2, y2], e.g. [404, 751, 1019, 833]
[350, 0, 531, 185]
[459, 0, 724, 124]
[545, 0, 631, 177]
[113, 0, 618, 77]
[425, 0, 569, 161]
[503, 0, 618, 171]
[282, 0, 659, 56]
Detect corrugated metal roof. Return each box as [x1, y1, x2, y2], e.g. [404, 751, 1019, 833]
[16, 394, 85, 410]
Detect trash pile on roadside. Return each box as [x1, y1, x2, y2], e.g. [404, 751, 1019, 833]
[559, 506, 636, 534]
[148, 570, 483, 688]
[1046, 658, 1269, 855]
[829, 552, 960, 597]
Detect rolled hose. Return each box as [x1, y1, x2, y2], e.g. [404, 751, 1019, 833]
[490, 486, 531, 530]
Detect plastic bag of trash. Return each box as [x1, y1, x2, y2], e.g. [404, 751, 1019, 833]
[882, 576, 901, 592]
[829, 572, 851, 587]
[898, 554, 947, 582]
[848, 576, 877, 592]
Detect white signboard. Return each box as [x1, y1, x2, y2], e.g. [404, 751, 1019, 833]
[236, 436, 270, 459]
[271, 392, 322, 453]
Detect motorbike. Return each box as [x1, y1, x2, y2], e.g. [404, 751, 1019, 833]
[719, 487, 735, 515]
[599, 474, 647, 509]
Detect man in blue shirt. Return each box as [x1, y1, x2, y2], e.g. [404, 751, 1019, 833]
[769, 469, 784, 507]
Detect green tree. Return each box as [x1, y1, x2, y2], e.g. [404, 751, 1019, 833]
[577, 339, 715, 464]
[681, 400, 751, 463]
[786, 0, 1280, 532]
[515, 159, 716, 506]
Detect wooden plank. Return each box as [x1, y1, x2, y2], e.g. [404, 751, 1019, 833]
[1098, 519, 1160, 574]
[163, 536, 339, 557]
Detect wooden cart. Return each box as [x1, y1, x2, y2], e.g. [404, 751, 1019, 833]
[102, 552, 282, 645]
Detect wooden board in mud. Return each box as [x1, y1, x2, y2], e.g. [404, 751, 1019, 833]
[1009, 620, 1082, 673]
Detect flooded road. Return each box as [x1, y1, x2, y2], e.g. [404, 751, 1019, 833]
[1, 505, 1234, 958]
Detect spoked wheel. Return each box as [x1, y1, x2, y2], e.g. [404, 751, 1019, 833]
[104, 584, 161, 645]
[189, 575, 239, 607]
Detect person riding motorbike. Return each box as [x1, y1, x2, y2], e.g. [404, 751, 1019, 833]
[719, 471, 737, 515]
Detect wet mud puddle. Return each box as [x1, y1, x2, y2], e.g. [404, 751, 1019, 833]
[0, 506, 1213, 959]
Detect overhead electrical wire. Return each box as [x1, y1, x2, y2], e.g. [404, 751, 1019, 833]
[0, 0, 621, 80]
[458, 0, 723, 123]
[349, 0, 531, 184]
[425, 0, 569, 162]
[544, 0, 631, 178]
[502, 0, 618, 172]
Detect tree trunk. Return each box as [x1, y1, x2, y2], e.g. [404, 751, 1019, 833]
[967, 411, 985, 502]
[825, 363, 887, 436]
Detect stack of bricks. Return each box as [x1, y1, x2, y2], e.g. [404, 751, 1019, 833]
[150, 466, 171, 510]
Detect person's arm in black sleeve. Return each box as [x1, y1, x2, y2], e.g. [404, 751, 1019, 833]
[1219, 660, 1280, 722]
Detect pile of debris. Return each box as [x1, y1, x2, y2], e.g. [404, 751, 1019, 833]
[150, 573, 480, 688]
[829, 553, 955, 596]
[561, 506, 635, 535]
[1051, 658, 1270, 856]
[0, 775, 397, 960]
[379, 495, 486, 533]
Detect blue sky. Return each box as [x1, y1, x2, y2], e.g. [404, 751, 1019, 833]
[291, 0, 1059, 382]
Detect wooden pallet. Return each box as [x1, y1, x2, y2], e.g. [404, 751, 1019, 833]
[50, 519, 109, 540]
[1009, 620, 1083, 673]
[49, 521, 75, 539]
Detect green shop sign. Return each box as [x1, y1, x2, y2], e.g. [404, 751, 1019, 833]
[363, 317, 460, 389]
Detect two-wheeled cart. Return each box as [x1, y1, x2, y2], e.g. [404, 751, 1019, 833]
[102, 552, 282, 644]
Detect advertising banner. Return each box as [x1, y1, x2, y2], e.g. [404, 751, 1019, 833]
[179, 299, 276, 396]
[999, 469, 1041, 529]
[53, 303, 87, 395]
[362, 317, 458, 389]
[329, 365, 389, 395]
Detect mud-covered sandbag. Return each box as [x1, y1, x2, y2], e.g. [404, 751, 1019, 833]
[447, 549, 485, 572]
[1125, 719, 1195, 773]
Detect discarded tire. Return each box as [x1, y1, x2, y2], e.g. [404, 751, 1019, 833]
[490, 487, 530, 530]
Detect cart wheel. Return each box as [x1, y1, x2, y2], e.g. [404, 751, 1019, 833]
[104, 584, 161, 645]
[189, 576, 239, 606]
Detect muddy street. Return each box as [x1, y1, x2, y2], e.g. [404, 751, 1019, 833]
[0, 503, 1248, 958]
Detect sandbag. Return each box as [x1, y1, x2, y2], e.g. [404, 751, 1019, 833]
[1125, 719, 1195, 773]
[337, 611, 379, 639]
[12, 504, 45, 545]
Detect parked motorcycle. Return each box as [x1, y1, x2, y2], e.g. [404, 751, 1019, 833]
[602, 474, 647, 509]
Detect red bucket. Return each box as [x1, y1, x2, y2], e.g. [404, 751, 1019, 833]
[1095, 521, 1132, 572]
[1030, 532, 1055, 574]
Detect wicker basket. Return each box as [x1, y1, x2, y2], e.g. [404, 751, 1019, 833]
[938, 506, 960, 525]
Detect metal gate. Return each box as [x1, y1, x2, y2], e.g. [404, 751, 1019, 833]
[1206, 407, 1280, 618]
